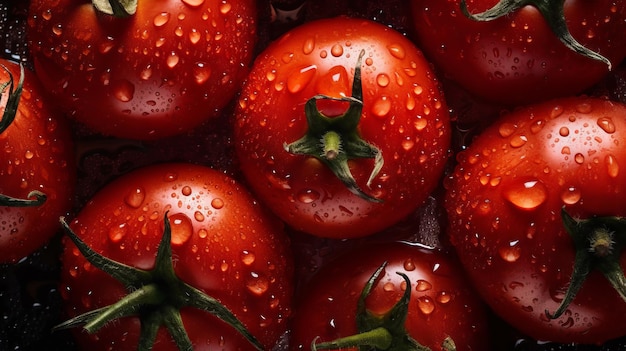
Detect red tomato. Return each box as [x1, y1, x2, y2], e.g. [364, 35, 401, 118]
[59, 163, 294, 350]
[289, 242, 491, 351]
[445, 97, 626, 343]
[0, 59, 75, 263]
[234, 17, 451, 239]
[411, 0, 626, 106]
[26, 0, 257, 140]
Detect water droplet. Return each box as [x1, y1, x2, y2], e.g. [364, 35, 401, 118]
[182, 0, 204, 7]
[372, 96, 391, 118]
[509, 135, 527, 148]
[499, 240, 521, 262]
[140, 66, 153, 80]
[387, 44, 405, 59]
[247, 272, 269, 296]
[502, 178, 547, 210]
[164, 172, 178, 182]
[605, 154, 620, 178]
[403, 259, 415, 271]
[383, 282, 395, 292]
[193, 62, 211, 84]
[561, 187, 581, 205]
[597, 117, 616, 134]
[559, 126, 570, 137]
[108, 223, 127, 243]
[211, 198, 224, 209]
[287, 65, 317, 94]
[417, 296, 435, 315]
[153, 12, 171, 27]
[296, 189, 320, 203]
[124, 187, 145, 208]
[330, 44, 343, 57]
[436, 291, 452, 304]
[498, 123, 516, 138]
[219, 2, 232, 14]
[194, 211, 205, 222]
[303, 37, 315, 55]
[166, 52, 180, 68]
[376, 73, 390, 87]
[188, 29, 201, 44]
[169, 213, 193, 245]
[241, 250, 256, 265]
[112, 79, 135, 102]
[415, 279, 432, 292]
[576, 103, 592, 114]
[574, 153, 585, 164]
[181, 186, 192, 196]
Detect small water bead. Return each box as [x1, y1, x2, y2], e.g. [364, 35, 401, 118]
[296, 189, 320, 204]
[559, 126, 570, 137]
[219, 2, 232, 14]
[330, 44, 343, 57]
[372, 96, 391, 118]
[387, 44, 406, 59]
[302, 38, 315, 55]
[417, 296, 435, 315]
[182, 0, 204, 6]
[415, 279, 432, 292]
[498, 122, 517, 138]
[124, 187, 145, 208]
[166, 52, 180, 68]
[498, 240, 521, 262]
[211, 198, 224, 209]
[502, 178, 547, 210]
[287, 65, 316, 94]
[169, 213, 193, 245]
[605, 154, 620, 178]
[247, 273, 269, 296]
[509, 135, 527, 148]
[193, 62, 211, 84]
[561, 187, 582, 205]
[108, 223, 128, 243]
[403, 259, 415, 271]
[376, 73, 390, 87]
[597, 117, 616, 134]
[241, 250, 256, 265]
[113, 79, 135, 102]
[154, 12, 171, 27]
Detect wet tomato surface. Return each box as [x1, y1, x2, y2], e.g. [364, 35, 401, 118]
[445, 97, 626, 344]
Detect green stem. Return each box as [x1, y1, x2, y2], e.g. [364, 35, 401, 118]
[312, 327, 393, 350]
[322, 131, 342, 160]
[460, 0, 612, 68]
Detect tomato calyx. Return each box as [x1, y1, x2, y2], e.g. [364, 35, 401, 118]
[92, 0, 137, 17]
[55, 213, 264, 351]
[311, 262, 456, 351]
[0, 63, 48, 208]
[284, 50, 384, 203]
[460, 0, 613, 69]
[546, 208, 626, 320]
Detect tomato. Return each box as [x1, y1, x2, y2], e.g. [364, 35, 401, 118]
[444, 96, 626, 344]
[289, 241, 491, 351]
[58, 163, 294, 350]
[0, 59, 75, 263]
[234, 17, 451, 239]
[26, 0, 258, 140]
[410, 0, 626, 106]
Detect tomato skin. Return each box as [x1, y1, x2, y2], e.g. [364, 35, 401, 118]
[234, 17, 451, 239]
[444, 97, 626, 343]
[289, 242, 491, 351]
[26, 0, 257, 140]
[411, 0, 626, 106]
[0, 59, 75, 263]
[60, 163, 293, 350]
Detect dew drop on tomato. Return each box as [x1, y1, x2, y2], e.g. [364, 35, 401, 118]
[112, 79, 135, 102]
[169, 213, 193, 246]
[387, 44, 405, 59]
[241, 250, 256, 266]
[560, 186, 582, 205]
[287, 65, 316, 94]
[181, 0, 204, 7]
[302, 37, 315, 55]
[153, 12, 171, 27]
[211, 197, 224, 209]
[417, 296, 435, 315]
[108, 223, 128, 243]
[415, 279, 432, 292]
[246, 272, 269, 296]
[193, 62, 211, 84]
[502, 178, 547, 210]
[597, 117, 616, 134]
[605, 154, 620, 177]
[124, 187, 145, 208]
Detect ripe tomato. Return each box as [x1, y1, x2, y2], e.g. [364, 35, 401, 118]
[234, 17, 451, 239]
[289, 242, 491, 351]
[58, 163, 294, 350]
[0, 59, 75, 263]
[411, 0, 626, 106]
[26, 0, 258, 140]
[445, 97, 626, 343]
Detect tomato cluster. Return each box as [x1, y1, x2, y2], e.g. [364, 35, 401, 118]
[3, 0, 626, 350]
